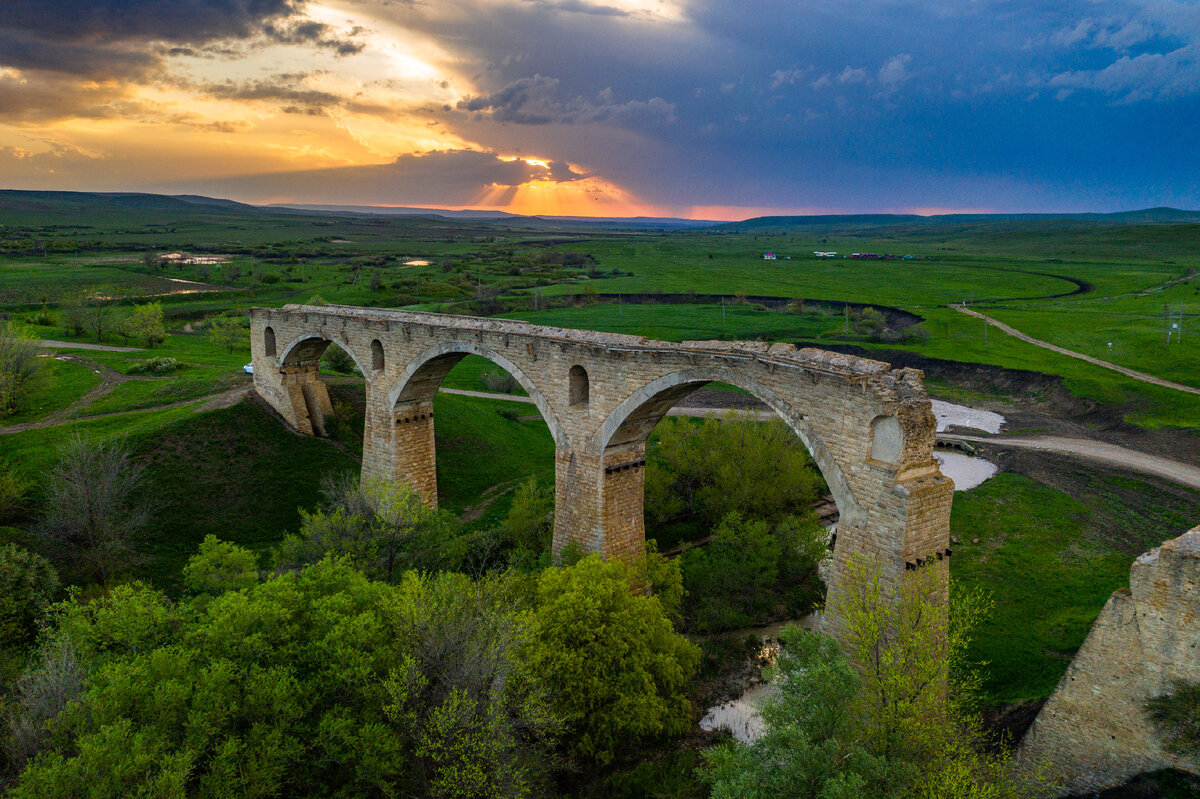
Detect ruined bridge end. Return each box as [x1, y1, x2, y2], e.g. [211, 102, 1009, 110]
[1019, 526, 1200, 796]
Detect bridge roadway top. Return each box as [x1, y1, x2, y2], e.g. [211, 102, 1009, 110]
[273, 303, 893, 380]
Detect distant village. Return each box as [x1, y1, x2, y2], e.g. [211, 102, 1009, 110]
[762, 251, 918, 260]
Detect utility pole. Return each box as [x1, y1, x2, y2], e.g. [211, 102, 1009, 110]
[984, 315, 988, 346]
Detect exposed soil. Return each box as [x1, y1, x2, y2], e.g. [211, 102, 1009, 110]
[811, 343, 1200, 468]
[566, 291, 926, 330]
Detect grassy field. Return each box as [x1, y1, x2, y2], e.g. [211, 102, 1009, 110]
[4, 194, 1200, 740]
[952, 465, 1200, 706]
[2, 356, 103, 424]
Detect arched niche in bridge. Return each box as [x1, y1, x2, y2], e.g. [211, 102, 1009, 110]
[569, 365, 589, 407]
[264, 326, 276, 357]
[591, 367, 861, 530]
[371, 339, 385, 372]
[384, 341, 564, 512]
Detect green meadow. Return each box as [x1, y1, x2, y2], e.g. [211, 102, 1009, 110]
[3, 194, 1200, 723]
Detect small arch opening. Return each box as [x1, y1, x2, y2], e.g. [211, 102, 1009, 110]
[264, 326, 276, 357]
[569, 365, 589, 407]
[371, 339, 384, 371]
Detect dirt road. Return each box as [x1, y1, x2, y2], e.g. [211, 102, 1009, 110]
[38, 340, 143, 352]
[940, 433, 1200, 491]
[952, 305, 1200, 396]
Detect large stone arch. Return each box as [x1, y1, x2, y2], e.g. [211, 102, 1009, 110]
[263, 331, 372, 436]
[278, 331, 370, 376]
[590, 367, 862, 526]
[379, 341, 564, 508]
[387, 341, 564, 444]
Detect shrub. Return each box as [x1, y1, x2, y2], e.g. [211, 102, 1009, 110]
[482, 369, 519, 394]
[645, 414, 825, 531]
[0, 544, 59, 649]
[39, 435, 146, 586]
[522, 554, 700, 765]
[0, 459, 28, 522]
[128, 356, 179, 376]
[8, 562, 560, 798]
[0, 322, 43, 417]
[182, 535, 258, 596]
[321, 345, 359, 375]
[502, 477, 554, 554]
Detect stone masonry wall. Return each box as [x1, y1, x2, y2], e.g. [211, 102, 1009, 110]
[250, 304, 953, 638]
[1019, 526, 1200, 795]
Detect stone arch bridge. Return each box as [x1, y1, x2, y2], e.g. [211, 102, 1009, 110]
[251, 304, 952, 626]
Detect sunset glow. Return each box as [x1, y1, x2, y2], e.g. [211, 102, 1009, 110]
[1, 0, 1197, 215]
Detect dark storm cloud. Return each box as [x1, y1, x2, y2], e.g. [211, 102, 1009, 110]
[200, 76, 343, 110]
[0, 0, 330, 84]
[457, 75, 674, 125]
[260, 20, 368, 56]
[158, 149, 586, 205]
[0, 0, 302, 46]
[424, 0, 1200, 211]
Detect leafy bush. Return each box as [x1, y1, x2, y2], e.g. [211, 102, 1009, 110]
[482, 369, 519, 394]
[702, 562, 1042, 799]
[502, 477, 554, 555]
[680, 511, 825, 633]
[0, 544, 59, 649]
[645, 415, 825, 532]
[0, 459, 28, 522]
[276, 476, 461, 581]
[0, 322, 43, 417]
[320, 344, 359, 375]
[522, 555, 700, 766]
[181, 535, 258, 596]
[128, 356, 179, 375]
[8, 561, 560, 798]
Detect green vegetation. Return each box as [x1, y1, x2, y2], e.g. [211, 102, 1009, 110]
[0, 356, 102, 425]
[3, 194, 1199, 795]
[703, 558, 1042, 798]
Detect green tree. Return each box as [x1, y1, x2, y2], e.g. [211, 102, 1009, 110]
[39, 435, 146, 586]
[645, 414, 824, 531]
[9, 559, 560, 798]
[703, 627, 905, 799]
[277, 475, 453, 581]
[522, 554, 700, 765]
[182, 535, 258, 596]
[502, 477, 554, 554]
[0, 544, 59, 649]
[207, 315, 245, 354]
[680, 511, 826, 633]
[125, 302, 165, 348]
[704, 558, 1046, 798]
[0, 322, 43, 417]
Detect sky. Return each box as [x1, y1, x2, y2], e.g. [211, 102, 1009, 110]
[1, 0, 1198, 219]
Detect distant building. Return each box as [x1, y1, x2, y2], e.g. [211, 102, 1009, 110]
[814, 251, 837, 258]
[762, 252, 777, 260]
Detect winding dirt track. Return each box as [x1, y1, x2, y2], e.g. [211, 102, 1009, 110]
[939, 433, 1200, 491]
[952, 305, 1200, 396]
